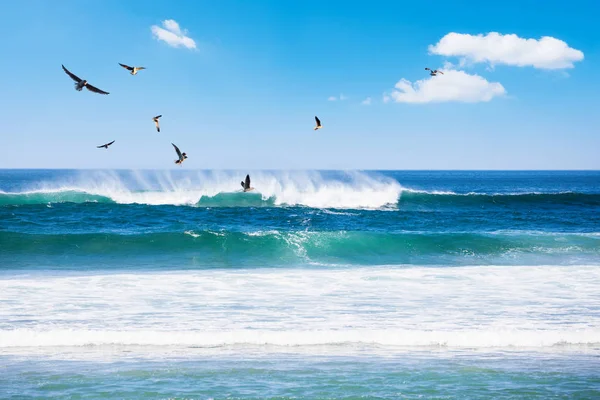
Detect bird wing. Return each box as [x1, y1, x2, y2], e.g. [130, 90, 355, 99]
[97, 145, 105, 148]
[85, 84, 109, 95]
[425, 67, 431, 71]
[241, 181, 245, 189]
[137, 67, 146, 70]
[245, 175, 251, 189]
[106, 140, 115, 146]
[154, 115, 162, 120]
[119, 63, 133, 71]
[62, 65, 82, 83]
[438, 71, 444, 74]
[315, 116, 321, 126]
[172, 143, 183, 159]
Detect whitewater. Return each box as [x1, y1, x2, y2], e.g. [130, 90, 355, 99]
[0, 170, 403, 208]
[1, 265, 599, 349]
[1, 170, 599, 398]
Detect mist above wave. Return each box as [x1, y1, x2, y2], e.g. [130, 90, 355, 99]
[0, 170, 402, 209]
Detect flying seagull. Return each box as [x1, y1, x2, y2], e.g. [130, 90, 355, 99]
[425, 68, 444, 77]
[61, 65, 109, 95]
[172, 143, 188, 165]
[153, 115, 162, 132]
[119, 63, 146, 75]
[241, 174, 254, 192]
[97, 140, 115, 149]
[314, 116, 322, 131]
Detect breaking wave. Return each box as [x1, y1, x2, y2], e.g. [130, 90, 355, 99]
[0, 170, 401, 209]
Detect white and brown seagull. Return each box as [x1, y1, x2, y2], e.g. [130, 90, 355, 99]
[62, 65, 109, 95]
[172, 143, 188, 165]
[314, 116, 322, 131]
[241, 175, 254, 192]
[119, 63, 146, 75]
[153, 115, 162, 132]
[425, 68, 444, 77]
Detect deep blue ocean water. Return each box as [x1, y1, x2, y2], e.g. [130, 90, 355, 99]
[1, 169, 599, 398]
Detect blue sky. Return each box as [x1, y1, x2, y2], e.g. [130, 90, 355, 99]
[1, 0, 599, 169]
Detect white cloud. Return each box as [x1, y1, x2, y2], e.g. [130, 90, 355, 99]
[386, 69, 505, 104]
[328, 94, 347, 101]
[151, 19, 196, 50]
[429, 32, 583, 69]
[361, 97, 372, 105]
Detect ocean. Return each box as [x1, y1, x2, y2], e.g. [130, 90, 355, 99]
[1, 169, 599, 399]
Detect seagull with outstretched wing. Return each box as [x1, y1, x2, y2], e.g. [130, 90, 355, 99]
[425, 67, 444, 76]
[241, 174, 254, 192]
[97, 140, 115, 149]
[314, 116, 322, 131]
[62, 65, 109, 95]
[172, 143, 188, 165]
[119, 63, 146, 75]
[153, 115, 162, 132]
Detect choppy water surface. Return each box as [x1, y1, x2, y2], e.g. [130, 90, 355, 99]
[1, 170, 599, 398]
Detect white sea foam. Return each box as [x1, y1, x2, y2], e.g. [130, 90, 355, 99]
[7, 170, 402, 209]
[1, 265, 599, 353]
[0, 328, 597, 348]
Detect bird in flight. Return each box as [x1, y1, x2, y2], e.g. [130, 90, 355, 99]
[314, 116, 322, 131]
[97, 140, 115, 149]
[62, 65, 109, 95]
[152, 115, 162, 132]
[172, 143, 188, 165]
[425, 68, 444, 77]
[119, 63, 146, 75]
[241, 174, 254, 192]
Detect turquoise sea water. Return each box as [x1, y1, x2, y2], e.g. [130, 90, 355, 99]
[1, 170, 599, 398]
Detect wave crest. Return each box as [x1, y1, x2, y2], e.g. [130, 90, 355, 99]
[2, 170, 599, 209]
[0, 170, 401, 209]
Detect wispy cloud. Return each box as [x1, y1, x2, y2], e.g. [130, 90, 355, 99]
[328, 94, 347, 101]
[429, 32, 584, 69]
[385, 69, 505, 104]
[361, 97, 372, 105]
[151, 19, 196, 50]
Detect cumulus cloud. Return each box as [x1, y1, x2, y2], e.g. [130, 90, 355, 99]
[151, 19, 196, 49]
[429, 32, 583, 69]
[328, 94, 347, 101]
[386, 69, 505, 104]
[361, 97, 372, 105]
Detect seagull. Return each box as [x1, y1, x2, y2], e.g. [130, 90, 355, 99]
[153, 115, 162, 132]
[172, 143, 188, 165]
[97, 140, 115, 149]
[61, 65, 109, 95]
[314, 116, 322, 131]
[119, 63, 146, 75]
[425, 68, 444, 77]
[241, 174, 254, 192]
